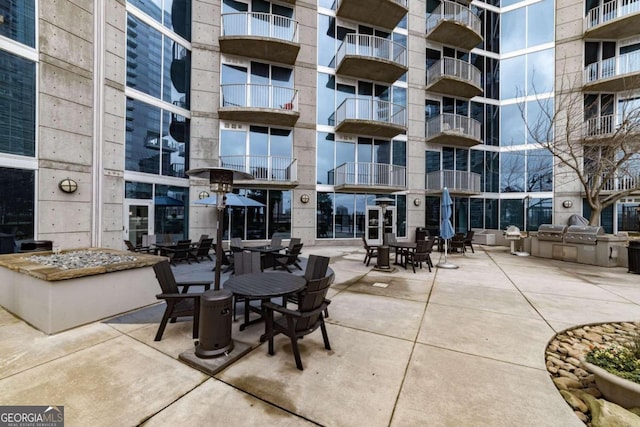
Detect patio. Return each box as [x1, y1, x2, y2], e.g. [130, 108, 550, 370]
[2, 245, 640, 426]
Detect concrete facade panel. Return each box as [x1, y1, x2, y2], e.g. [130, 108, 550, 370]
[38, 127, 92, 166]
[40, 21, 93, 72]
[39, 93, 93, 137]
[40, 63, 93, 108]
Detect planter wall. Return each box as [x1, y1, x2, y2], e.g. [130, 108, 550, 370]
[582, 360, 640, 409]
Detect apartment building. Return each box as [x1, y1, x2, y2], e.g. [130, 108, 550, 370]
[0, 0, 637, 253]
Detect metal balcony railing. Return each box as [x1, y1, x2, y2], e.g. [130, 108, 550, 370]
[584, 50, 640, 84]
[584, 114, 640, 137]
[335, 98, 406, 127]
[221, 12, 299, 42]
[589, 173, 640, 191]
[219, 155, 297, 182]
[425, 113, 482, 141]
[425, 170, 482, 193]
[426, 0, 481, 34]
[220, 84, 298, 111]
[426, 57, 482, 88]
[334, 162, 406, 188]
[336, 34, 407, 67]
[585, 0, 640, 30]
[337, 0, 408, 7]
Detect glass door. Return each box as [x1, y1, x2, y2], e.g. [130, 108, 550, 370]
[124, 200, 154, 248]
[366, 206, 382, 245]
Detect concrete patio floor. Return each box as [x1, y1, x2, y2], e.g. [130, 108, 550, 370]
[2, 244, 640, 426]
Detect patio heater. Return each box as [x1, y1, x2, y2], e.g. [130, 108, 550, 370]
[186, 167, 252, 358]
[374, 197, 395, 270]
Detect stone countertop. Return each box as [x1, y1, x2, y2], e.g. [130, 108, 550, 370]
[0, 248, 166, 281]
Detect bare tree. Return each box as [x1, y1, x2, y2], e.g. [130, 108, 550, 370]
[522, 73, 640, 226]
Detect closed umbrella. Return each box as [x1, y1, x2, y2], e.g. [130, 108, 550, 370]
[436, 187, 458, 269]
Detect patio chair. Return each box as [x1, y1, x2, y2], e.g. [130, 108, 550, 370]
[463, 230, 475, 253]
[270, 234, 283, 248]
[263, 274, 332, 370]
[189, 237, 214, 262]
[361, 235, 378, 267]
[405, 238, 435, 273]
[450, 233, 466, 254]
[123, 240, 154, 254]
[232, 251, 262, 321]
[212, 243, 235, 273]
[285, 254, 331, 315]
[152, 260, 212, 341]
[286, 237, 302, 261]
[273, 243, 303, 272]
[230, 237, 244, 252]
[163, 239, 193, 265]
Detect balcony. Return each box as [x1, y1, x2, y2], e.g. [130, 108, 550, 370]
[426, 1, 482, 51]
[426, 58, 483, 99]
[588, 173, 640, 194]
[584, 51, 640, 92]
[220, 12, 300, 64]
[425, 170, 481, 195]
[336, 34, 407, 83]
[219, 84, 300, 126]
[333, 162, 406, 192]
[425, 113, 482, 148]
[583, 113, 640, 141]
[334, 98, 406, 138]
[219, 155, 298, 188]
[336, 0, 408, 30]
[585, 0, 640, 39]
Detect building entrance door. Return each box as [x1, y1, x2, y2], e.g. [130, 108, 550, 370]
[124, 200, 154, 247]
[365, 206, 396, 245]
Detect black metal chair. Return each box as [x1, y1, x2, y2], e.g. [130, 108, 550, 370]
[163, 239, 193, 265]
[270, 234, 283, 248]
[152, 260, 212, 341]
[450, 233, 466, 254]
[273, 243, 303, 272]
[189, 237, 214, 262]
[464, 230, 475, 253]
[123, 239, 154, 254]
[231, 251, 262, 321]
[361, 235, 378, 266]
[264, 274, 332, 370]
[405, 239, 435, 273]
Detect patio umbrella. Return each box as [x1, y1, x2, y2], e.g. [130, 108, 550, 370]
[195, 193, 265, 241]
[436, 187, 458, 269]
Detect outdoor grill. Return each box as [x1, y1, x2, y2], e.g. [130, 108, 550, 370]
[537, 224, 567, 242]
[564, 225, 604, 245]
[503, 225, 523, 240]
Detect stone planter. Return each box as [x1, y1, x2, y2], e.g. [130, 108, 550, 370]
[582, 360, 640, 409]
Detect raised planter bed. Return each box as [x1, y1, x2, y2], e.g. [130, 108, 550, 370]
[582, 360, 640, 409]
[0, 248, 164, 334]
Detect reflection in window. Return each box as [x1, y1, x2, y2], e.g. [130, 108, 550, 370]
[500, 104, 526, 146]
[0, 0, 35, 47]
[527, 49, 554, 95]
[500, 199, 524, 229]
[317, 192, 334, 239]
[527, 150, 553, 191]
[500, 55, 525, 99]
[155, 185, 188, 242]
[0, 51, 35, 157]
[0, 167, 34, 246]
[485, 198, 498, 229]
[470, 198, 484, 228]
[125, 98, 188, 178]
[501, 7, 525, 53]
[527, 0, 554, 47]
[129, 0, 191, 41]
[527, 198, 552, 231]
[500, 152, 525, 192]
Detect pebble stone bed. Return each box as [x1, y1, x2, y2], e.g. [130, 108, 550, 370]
[26, 250, 137, 270]
[546, 322, 639, 424]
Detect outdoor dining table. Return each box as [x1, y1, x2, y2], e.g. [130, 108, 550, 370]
[223, 272, 306, 337]
[244, 245, 286, 269]
[388, 242, 417, 268]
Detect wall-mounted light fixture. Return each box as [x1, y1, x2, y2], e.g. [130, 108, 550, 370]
[562, 200, 573, 208]
[198, 191, 210, 199]
[58, 178, 78, 194]
[413, 198, 421, 207]
[300, 193, 310, 204]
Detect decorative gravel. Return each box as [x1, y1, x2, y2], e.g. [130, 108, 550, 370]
[26, 251, 137, 270]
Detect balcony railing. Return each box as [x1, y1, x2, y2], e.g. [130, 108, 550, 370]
[221, 12, 298, 42]
[589, 173, 640, 192]
[426, 57, 482, 88]
[220, 84, 298, 111]
[219, 155, 297, 182]
[335, 98, 406, 127]
[584, 50, 640, 84]
[425, 113, 482, 141]
[585, 0, 640, 30]
[336, 34, 407, 68]
[425, 170, 481, 193]
[334, 162, 406, 188]
[426, 1, 481, 36]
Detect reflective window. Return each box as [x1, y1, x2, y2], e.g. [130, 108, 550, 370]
[527, 149, 553, 191]
[335, 193, 355, 238]
[500, 152, 525, 192]
[393, 140, 406, 167]
[470, 198, 484, 228]
[527, 198, 552, 231]
[0, 0, 35, 47]
[501, 7, 526, 53]
[527, 98, 554, 144]
[500, 199, 523, 229]
[0, 167, 34, 249]
[500, 104, 526, 146]
[318, 0, 336, 9]
[125, 181, 153, 199]
[486, 104, 499, 146]
[125, 97, 188, 177]
[485, 199, 498, 228]
[500, 55, 525, 99]
[129, 0, 191, 41]
[527, 0, 554, 47]
[486, 152, 500, 192]
[317, 132, 335, 185]
[0, 51, 35, 157]
[155, 185, 188, 241]
[127, 14, 191, 107]
[527, 49, 554, 95]
[318, 14, 336, 67]
[470, 150, 485, 190]
[426, 150, 441, 173]
[317, 192, 335, 238]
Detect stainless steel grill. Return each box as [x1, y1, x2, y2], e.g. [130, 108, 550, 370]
[537, 224, 567, 242]
[504, 225, 522, 240]
[564, 225, 604, 245]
